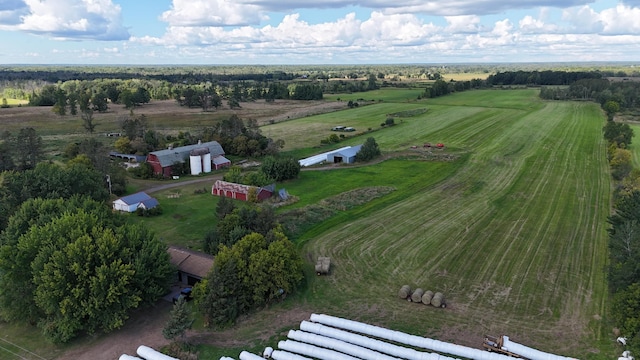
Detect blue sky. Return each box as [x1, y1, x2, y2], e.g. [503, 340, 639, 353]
[1, 0, 640, 64]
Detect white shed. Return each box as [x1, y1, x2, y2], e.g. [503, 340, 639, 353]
[113, 192, 158, 212]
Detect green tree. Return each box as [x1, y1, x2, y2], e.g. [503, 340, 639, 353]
[196, 229, 303, 327]
[367, 73, 379, 90]
[91, 91, 108, 112]
[81, 109, 97, 133]
[604, 100, 621, 120]
[196, 256, 240, 327]
[612, 282, 640, 352]
[260, 156, 301, 181]
[0, 162, 109, 231]
[223, 166, 243, 183]
[611, 148, 633, 180]
[14, 127, 43, 170]
[604, 121, 634, 147]
[216, 196, 236, 220]
[0, 140, 15, 171]
[355, 137, 381, 162]
[0, 206, 173, 343]
[163, 297, 193, 342]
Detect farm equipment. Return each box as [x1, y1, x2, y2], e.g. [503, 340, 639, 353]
[315, 257, 331, 275]
[483, 335, 522, 358]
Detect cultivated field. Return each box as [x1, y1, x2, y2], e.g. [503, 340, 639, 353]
[0, 89, 612, 359]
[265, 89, 611, 358]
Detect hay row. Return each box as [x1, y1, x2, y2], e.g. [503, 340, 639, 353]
[398, 285, 446, 308]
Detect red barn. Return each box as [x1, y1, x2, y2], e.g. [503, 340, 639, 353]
[147, 141, 226, 177]
[211, 180, 274, 202]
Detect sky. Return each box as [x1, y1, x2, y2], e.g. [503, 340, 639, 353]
[1, 0, 640, 65]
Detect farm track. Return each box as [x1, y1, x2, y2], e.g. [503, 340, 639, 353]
[302, 95, 609, 357]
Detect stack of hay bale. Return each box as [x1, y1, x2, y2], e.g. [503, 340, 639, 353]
[398, 285, 446, 308]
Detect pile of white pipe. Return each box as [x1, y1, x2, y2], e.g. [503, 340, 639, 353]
[219, 313, 580, 360]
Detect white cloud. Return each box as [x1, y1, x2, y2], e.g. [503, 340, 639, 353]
[445, 15, 482, 33]
[237, 0, 595, 16]
[0, 0, 129, 40]
[563, 4, 640, 35]
[160, 0, 267, 27]
[128, 6, 640, 63]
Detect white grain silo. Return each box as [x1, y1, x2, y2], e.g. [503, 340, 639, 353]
[190, 153, 202, 175]
[190, 148, 210, 175]
[203, 152, 212, 173]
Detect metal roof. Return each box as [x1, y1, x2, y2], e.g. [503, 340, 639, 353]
[329, 144, 363, 158]
[149, 141, 224, 167]
[116, 191, 153, 205]
[139, 198, 159, 209]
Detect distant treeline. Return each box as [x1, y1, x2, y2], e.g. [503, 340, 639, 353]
[0, 69, 297, 83]
[540, 79, 640, 112]
[487, 70, 603, 86]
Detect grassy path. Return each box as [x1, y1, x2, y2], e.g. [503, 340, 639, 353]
[297, 92, 610, 358]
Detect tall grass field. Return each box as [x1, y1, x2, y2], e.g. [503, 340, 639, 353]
[263, 89, 611, 358]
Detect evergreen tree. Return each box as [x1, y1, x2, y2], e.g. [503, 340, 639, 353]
[163, 297, 193, 342]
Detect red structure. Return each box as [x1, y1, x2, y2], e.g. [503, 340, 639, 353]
[211, 180, 274, 202]
[146, 141, 226, 177]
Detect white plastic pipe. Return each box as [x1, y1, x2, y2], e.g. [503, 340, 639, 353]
[263, 347, 274, 358]
[271, 350, 314, 360]
[136, 345, 179, 360]
[502, 336, 578, 360]
[239, 351, 265, 360]
[288, 329, 403, 360]
[119, 355, 143, 360]
[277, 339, 361, 360]
[309, 314, 525, 360]
[300, 320, 459, 360]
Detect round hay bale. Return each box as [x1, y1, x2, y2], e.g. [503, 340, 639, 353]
[398, 285, 412, 299]
[411, 288, 425, 303]
[421, 290, 434, 305]
[431, 292, 445, 307]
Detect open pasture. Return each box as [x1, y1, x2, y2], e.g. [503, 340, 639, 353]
[284, 90, 609, 358]
[324, 88, 425, 102]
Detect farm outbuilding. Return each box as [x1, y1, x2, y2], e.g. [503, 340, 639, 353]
[326, 144, 363, 164]
[167, 246, 214, 286]
[146, 141, 226, 177]
[212, 155, 231, 169]
[211, 180, 275, 202]
[112, 192, 158, 212]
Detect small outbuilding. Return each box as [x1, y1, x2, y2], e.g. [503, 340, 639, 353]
[212, 155, 231, 169]
[113, 192, 158, 212]
[167, 246, 214, 286]
[211, 180, 275, 202]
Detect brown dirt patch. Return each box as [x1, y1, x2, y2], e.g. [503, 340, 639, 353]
[59, 302, 173, 360]
[0, 99, 347, 134]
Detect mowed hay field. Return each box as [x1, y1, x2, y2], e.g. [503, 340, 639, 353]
[266, 89, 611, 358]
